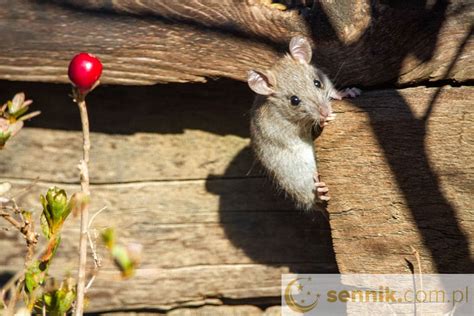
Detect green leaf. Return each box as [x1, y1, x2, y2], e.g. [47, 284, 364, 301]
[56, 287, 75, 314]
[41, 187, 72, 237]
[101, 227, 116, 249]
[111, 245, 134, 278]
[40, 212, 51, 239]
[41, 235, 61, 265]
[43, 277, 76, 316]
[9, 105, 29, 119]
[43, 292, 52, 306]
[21, 210, 33, 222]
[0, 130, 11, 147]
[40, 194, 53, 234]
[46, 187, 69, 221]
[25, 260, 43, 294]
[7, 93, 31, 118]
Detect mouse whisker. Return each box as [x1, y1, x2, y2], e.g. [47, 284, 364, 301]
[332, 61, 346, 87]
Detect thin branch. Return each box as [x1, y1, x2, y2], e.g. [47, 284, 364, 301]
[0, 210, 23, 230]
[84, 275, 97, 293]
[85, 231, 100, 291]
[0, 244, 47, 314]
[84, 206, 106, 293]
[5, 277, 24, 315]
[88, 206, 107, 229]
[74, 94, 91, 316]
[410, 246, 423, 292]
[0, 199, 38, 262]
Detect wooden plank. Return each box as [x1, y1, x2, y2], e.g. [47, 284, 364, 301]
[1, 82, 473, 312]
[316, 86, 473, 274]
[0, 79, 256, 183]
[0, 0, 278, 85]
[0, 0, 472, 86]
[0, 179, 334, 311]
[101, 305, 280, 316]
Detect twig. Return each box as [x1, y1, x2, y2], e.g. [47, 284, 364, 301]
[0, 210, 22, 230]
[0, 244, 47, 314]
[5, 277, 24, 315]
[74, 93, 91, 316]
[0, 270, 24, 315]
[0, 199, 38, 262]
[84, 206, 106, 292]
[88, 206, 107, 229]
[410, 246, 423, 292]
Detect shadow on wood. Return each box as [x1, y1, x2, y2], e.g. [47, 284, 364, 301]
[207, 148, 338, 274]
[316, 0, 473, 274]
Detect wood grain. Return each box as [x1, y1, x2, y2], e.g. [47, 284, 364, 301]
[0, 178, 333, 311]
[0, 79, 256, 183]
[0, 0, 472, 86]
[0, 80, 472, 312]
[317, 86, 473, 274]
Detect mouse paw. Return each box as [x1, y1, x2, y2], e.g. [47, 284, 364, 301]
[332, 87, 362, 100]
[313, 173, 330, 201]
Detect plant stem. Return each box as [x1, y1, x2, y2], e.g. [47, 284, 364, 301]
[74, 93, 91, 316]
[0, 202, 38, 262]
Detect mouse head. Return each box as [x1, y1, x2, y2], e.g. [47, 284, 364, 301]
[248, 36, 336, 128]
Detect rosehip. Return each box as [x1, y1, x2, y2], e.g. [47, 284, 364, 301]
[68, 53, 103, 92]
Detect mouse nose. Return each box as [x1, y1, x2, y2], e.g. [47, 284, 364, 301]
[319, 105, 329, 118]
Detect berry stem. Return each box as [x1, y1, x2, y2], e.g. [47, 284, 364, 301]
[74, 90, 91, 316]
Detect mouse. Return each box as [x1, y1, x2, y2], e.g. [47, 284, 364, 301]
[247, 35, 360, 211]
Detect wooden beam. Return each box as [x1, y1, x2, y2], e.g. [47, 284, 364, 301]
[0, 178, 333, 311]
[0, 0, 471, 86]
[0, 80, 472, 311]
[317, 86, 473, 274]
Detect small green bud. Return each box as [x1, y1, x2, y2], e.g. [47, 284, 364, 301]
[111, 245, 134, 278]
[40, 187, 72, 238]
[7, 92, 32, 118]
[25, 260, 43, 294]
[101, 227, 116, 249]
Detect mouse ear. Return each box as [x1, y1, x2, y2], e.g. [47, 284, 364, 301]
[289, 36, 312, 64]
[247, 70, 275, 95]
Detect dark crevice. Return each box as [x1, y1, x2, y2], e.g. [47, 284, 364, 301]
[0, 175, 267, 186]
[356, 78, 474, 91]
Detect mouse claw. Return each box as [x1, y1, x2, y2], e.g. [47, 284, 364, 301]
[333, 87, 362, 100]
[313, 172, 330, 201]
[320, 113, 336, 127]
[326, 113, 336, 122]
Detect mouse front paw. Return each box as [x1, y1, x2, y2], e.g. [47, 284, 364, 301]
[332, 87, 362, 100]
[313, 173, 330, 201]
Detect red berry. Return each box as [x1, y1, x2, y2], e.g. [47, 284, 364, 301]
[68, 53, 103, 92]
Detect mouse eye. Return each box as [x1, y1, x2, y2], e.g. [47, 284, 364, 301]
[290, 95, 301, 106]
[314, 80, 322, 89]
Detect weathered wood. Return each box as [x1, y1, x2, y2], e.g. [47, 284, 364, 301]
[0, 80, 472, 312]
[0, 80, 256, 183]
[0, 79, 335, 312]
[0, 179, 332, 311]
[0, 0, 472, 86]
[54, 0, 310, 43]
[99, 305, 281, 316]
[317, 86, 473, 274]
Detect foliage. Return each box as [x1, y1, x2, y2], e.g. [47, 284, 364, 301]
[102, 228, 142, 279]
[0, 92, 40, 148]
[1, 86, 142, 314]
